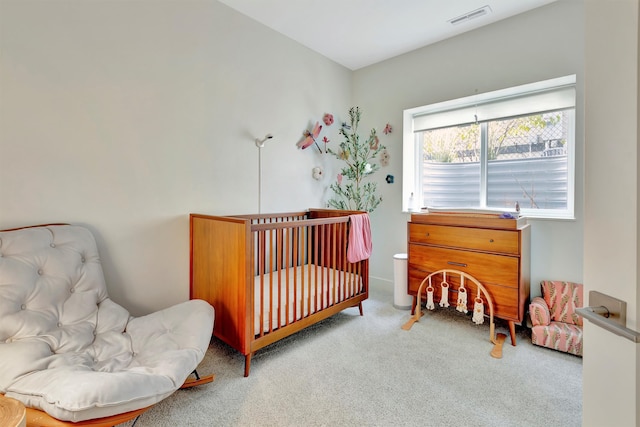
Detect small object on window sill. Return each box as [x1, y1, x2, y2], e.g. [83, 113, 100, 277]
[499, 212, 515, 219]
[408, 192, 416, 212]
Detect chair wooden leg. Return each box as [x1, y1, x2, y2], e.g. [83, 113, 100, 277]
[24, 406, 151, 427]
[16, 371, 211, 427]
[180, 370, 215, 389]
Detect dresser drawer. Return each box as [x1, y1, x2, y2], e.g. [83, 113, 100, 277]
[408, 223, 519, 255]
[408, 244, 519, 289]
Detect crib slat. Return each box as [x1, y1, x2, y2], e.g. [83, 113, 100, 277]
[327, 222, 332, 306]
[319, 223, 325, 310]
[308, 224, 313, 313]
[293, 226, 299, 324]
[331, 224, 340, 304]
[284, 227, 290, 327]
[267, 229, 272, 334]
[312, 223, 317, 312]
[258, 230, 265, 337]
[303, 225, 307, 318]
[274, 228, 281, 332]
[342, 222, 349, 302]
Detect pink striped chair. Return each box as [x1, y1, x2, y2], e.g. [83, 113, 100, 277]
[529, 280, 583, 356]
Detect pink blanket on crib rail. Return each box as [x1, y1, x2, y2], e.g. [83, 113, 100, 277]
[347, 213, 372, 263]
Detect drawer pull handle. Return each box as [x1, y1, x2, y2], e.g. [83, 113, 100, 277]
[447, 261, 467, 268]
[425, 233, 430, 237]
[489, 239, 494, 243]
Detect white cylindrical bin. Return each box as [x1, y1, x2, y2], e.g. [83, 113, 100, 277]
[393, 253, 413, 310]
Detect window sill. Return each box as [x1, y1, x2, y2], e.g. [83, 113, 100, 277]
[522, 214, 576, 222]
[406, 207, 576, 221]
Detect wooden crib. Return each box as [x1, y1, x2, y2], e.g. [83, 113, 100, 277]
[190, 209, 369, 376]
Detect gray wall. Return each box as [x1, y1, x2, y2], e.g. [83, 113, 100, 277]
[0, 0, 584, 309]
[0, 0, 352, 315]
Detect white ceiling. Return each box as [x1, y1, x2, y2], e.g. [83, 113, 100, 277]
[219, 0, 557, 70]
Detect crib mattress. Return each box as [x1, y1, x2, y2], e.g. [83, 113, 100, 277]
[254, 264, 363, 335]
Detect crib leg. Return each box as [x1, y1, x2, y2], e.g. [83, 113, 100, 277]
[358, 302, 363, 316]
[244, 353, 252, 377]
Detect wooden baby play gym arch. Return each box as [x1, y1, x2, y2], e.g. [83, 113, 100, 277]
[402, 269, 507, 358]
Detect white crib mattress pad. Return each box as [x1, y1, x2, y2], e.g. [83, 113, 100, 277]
[253, 264, 362, 334]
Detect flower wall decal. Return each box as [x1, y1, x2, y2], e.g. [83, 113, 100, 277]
[379, 149, 390, 167]
[312, 167, 324, 180]
[326, 107, 386, 212]
[297, 109, 392, 211]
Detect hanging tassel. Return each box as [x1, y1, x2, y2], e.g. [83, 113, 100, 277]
[472, 296, 485, 325]
[456, 285, 468, 313]
[426, 285, 435, 310]
[439, 281, 450, 307]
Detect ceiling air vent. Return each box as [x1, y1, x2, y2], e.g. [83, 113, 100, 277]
[448, 5, 492, 25]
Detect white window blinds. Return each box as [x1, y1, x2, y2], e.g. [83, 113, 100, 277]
[411, 75, 576, 132]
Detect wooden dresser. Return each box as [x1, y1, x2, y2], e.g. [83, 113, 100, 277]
[407, 212, 530, 345]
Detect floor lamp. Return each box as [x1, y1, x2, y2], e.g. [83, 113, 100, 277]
[255, 133, 273, 214]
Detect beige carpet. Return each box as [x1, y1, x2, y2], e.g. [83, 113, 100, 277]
[119, 281, 582, 427]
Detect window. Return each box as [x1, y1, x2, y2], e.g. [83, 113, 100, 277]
[402, 75, 576, 219]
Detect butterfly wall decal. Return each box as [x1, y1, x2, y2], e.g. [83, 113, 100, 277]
[297, 121, 323, 153]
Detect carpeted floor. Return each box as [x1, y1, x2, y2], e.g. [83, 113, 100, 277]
[119, 281, 582, 427]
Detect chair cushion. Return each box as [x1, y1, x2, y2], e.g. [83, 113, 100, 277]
[541, 280, 583, 326]
[0, 225, 214, 422]
[529, 296, 551, 327]
[531, 321, 583, 356]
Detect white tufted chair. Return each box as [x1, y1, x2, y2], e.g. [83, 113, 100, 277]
[0, 224, 214, 425]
